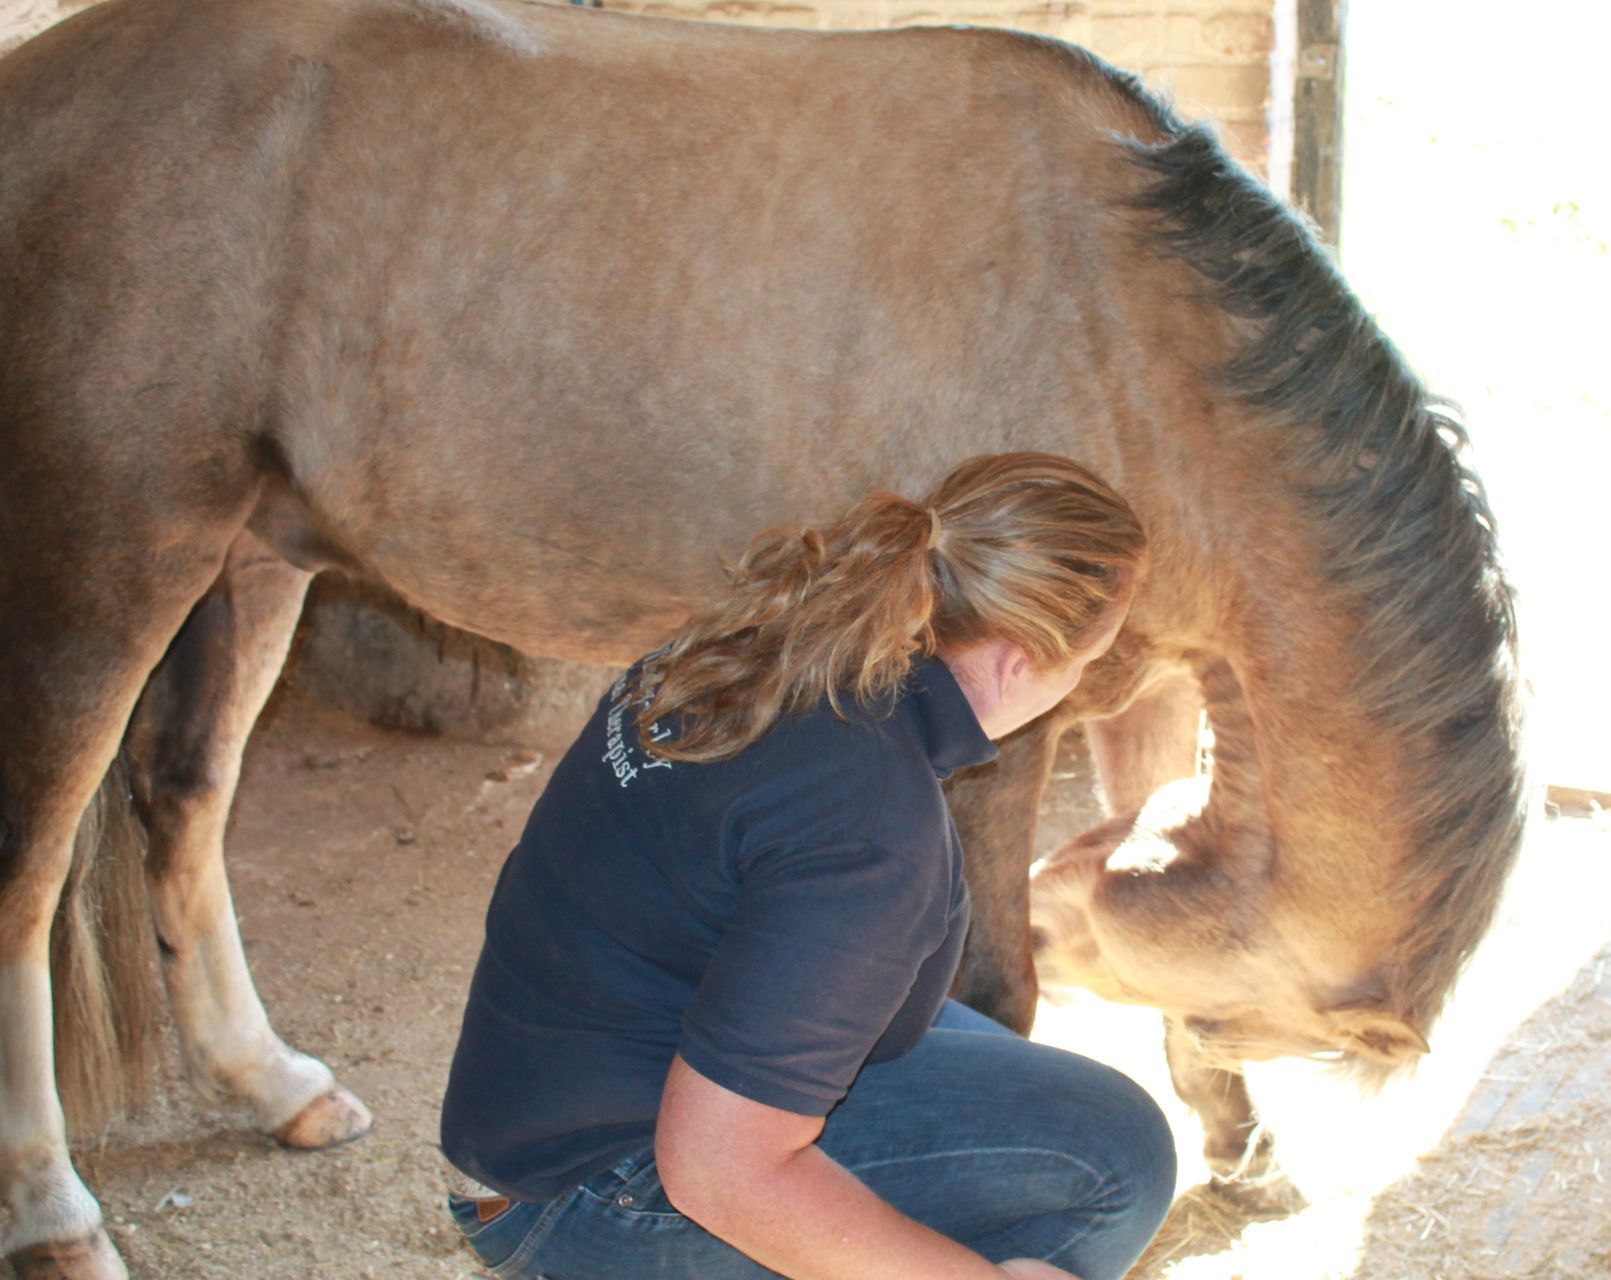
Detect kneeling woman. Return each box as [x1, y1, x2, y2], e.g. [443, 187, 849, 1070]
[441, 453, 1176, 1280]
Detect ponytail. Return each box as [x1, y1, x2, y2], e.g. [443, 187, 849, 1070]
[633, 452, 1147, 762]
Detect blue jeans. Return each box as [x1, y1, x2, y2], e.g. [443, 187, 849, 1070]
[448, 1001, 1175, 1280]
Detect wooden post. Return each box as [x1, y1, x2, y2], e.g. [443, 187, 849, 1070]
[1292, 0, 1347, 247]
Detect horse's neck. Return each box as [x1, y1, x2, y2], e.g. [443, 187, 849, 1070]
[1116, 385, 1414, 898]
[1186, 559, 1410, 921]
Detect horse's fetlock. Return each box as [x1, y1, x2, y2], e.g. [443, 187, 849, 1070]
[0, 1161, 102, 1255]
[5, 1228, 128, 1280]
[181, 1063, 230, 1106]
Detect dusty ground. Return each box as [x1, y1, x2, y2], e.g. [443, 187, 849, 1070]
[12, 689, 1610, 1280]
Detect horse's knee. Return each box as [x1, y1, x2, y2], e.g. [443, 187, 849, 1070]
[136, 756, 232, 858]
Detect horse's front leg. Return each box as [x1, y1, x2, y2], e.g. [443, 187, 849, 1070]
[1084, 667, 1202, 813]
[1161, 1018, 1270, 1180]
[126, 532, 371, 1148]
[1083, 667, 1302, 1210]
[1162, 1020, 1306, 1220]
[946, 713, 1069, 1034]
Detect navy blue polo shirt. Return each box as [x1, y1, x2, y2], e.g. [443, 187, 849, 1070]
[440, 656, 997, 1203]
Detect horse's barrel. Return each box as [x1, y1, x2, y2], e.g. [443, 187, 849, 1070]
[293, 582, 619, 750]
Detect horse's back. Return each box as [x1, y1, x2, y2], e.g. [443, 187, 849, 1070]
[1, 0, 1183, 653]
[243, 2, 1175, 649]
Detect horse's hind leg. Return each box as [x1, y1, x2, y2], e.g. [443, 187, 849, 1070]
[125, 532, 371, 1149]
[0, 524, 243, 1279]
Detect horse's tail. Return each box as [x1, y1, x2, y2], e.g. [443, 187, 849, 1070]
[49, 755, 162, 1137]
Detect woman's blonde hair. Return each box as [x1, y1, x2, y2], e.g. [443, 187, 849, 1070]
[633, 452, 1147, 762]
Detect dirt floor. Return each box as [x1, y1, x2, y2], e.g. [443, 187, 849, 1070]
[15, 688, 1611, 1280]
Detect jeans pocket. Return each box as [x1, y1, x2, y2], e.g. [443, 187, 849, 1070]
[578, 1154, 685, 1222]
[449, 1193, 517, 1236]
[448, 1193, 568, 1277]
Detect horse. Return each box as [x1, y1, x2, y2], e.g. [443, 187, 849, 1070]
[0, 0, 1526, 1275]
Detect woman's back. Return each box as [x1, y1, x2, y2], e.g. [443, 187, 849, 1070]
[442, 657, 993, 1201]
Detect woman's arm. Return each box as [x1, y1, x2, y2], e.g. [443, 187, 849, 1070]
[656, 1054, 1078, 1280]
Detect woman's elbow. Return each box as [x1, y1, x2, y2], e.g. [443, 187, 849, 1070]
[654, 1129, 730, 1225]
[654, 1054, 823, 1230]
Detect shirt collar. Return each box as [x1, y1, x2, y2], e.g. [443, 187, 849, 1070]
[901, 657, 999, 780]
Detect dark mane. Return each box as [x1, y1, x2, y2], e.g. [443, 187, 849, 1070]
[1115, 117, 1528, 1061]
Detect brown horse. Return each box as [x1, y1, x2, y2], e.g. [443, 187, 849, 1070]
[0, 0, 1525, 1275]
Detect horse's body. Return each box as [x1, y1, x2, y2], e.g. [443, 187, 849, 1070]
[0, 0, 1524, 1275]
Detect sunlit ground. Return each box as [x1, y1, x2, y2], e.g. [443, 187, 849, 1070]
[1033, 806, 1611, 1279]
[1037, 3, 1610, 1275]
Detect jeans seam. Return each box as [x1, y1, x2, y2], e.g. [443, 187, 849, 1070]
[846, 1144, 1103, 1182]
[493, 1191, 577, 1279]
[1045, 1216, 1099, 1266]
[448, 1194, 516, 1244]
[848, 1144, 1120, 1265]
[609, 1150, 653, 1183]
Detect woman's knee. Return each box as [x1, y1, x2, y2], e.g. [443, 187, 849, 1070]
[1110, 1069, 1177, 1226]
[1026, 1060, 1175, 1276]
[833, 1031, 1178, 1218]
[1023, 1050, 1177, 1221]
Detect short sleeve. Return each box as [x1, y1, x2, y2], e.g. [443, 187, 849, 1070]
[677, 839, 950, 1115]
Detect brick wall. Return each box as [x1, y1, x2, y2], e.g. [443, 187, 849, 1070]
[3, 1, 1274, 168]
[0, 0, 75, 54]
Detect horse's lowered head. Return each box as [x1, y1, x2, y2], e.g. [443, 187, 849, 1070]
[1030, 777, 1434, 1079]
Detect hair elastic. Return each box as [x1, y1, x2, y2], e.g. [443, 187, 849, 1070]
[926, 508, 944, 551]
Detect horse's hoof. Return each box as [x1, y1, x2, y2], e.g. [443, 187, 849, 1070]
[1206, 1170, 1308, 1221]
[272, 1085, 373, 1149]
[5, 1229, 129, 1280]
[1204, 1126, 1278, 1182]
